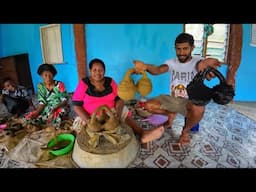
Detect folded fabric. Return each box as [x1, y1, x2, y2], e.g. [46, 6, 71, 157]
[141, 114, 168, 126]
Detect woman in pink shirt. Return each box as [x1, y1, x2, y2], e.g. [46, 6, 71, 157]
[72, 58, 164, 144]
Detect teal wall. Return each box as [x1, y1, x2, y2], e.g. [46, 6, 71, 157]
[0, 24, 78, 93]
[235, 24, 256, 101]
[86, 24, 181, 98]
[0, 24, 255, 101]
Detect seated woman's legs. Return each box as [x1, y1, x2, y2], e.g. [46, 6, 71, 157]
[178, 102, 205, 145]
[125, 116, 164, 144]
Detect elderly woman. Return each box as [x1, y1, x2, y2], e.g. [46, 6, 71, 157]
[22, 63, 69, 130]
[72, 58, 164, 144]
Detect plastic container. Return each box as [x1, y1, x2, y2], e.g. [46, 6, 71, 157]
[47, 133, 75, 156]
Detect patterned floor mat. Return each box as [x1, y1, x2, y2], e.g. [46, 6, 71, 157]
[1, 101, 256, 168]
[128, 102, 256, 168]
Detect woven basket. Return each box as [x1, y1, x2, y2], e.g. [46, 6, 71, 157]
[71, 123, 139, 168]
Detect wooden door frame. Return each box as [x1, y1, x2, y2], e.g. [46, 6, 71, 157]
[73, 24, 87, 80]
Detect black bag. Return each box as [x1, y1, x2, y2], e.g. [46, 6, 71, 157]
[187, 67, 235, 106]
[212, 72, 235, 105]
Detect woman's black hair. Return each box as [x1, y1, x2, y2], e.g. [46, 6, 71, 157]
[37, 63, 57, 77]
[89, 58, 105, 71]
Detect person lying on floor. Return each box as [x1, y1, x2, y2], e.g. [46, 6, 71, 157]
[1, 77, 35, 117]
[20, 63, 70, 131]
[71, 58, 164, 144]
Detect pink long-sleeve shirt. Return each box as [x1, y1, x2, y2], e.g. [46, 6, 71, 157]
[72, 77, 118, 115]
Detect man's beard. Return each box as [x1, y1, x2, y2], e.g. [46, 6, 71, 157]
[177, 55, 191, 63]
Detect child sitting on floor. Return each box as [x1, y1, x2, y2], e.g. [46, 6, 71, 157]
[1, 77, 35, 117]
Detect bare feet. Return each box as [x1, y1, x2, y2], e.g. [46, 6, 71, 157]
[178, 132, 190, 145]
[141, 126, 164, 144]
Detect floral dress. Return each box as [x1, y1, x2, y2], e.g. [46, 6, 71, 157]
[23, 80, 69, 129]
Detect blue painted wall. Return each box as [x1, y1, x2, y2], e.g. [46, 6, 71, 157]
[235, 24, 256, 101]
[86, 24, 181, 98]
[0, 24, 255, 101]
[0, 24, 78, 93]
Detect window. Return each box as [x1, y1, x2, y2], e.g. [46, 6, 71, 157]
[251, 24, 256, 47]
[40, 24, 64, 64]
[185, 24, 230, 63]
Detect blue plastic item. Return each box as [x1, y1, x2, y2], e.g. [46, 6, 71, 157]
[190, 123, 199, 132]
[184, 118, 199, 132]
